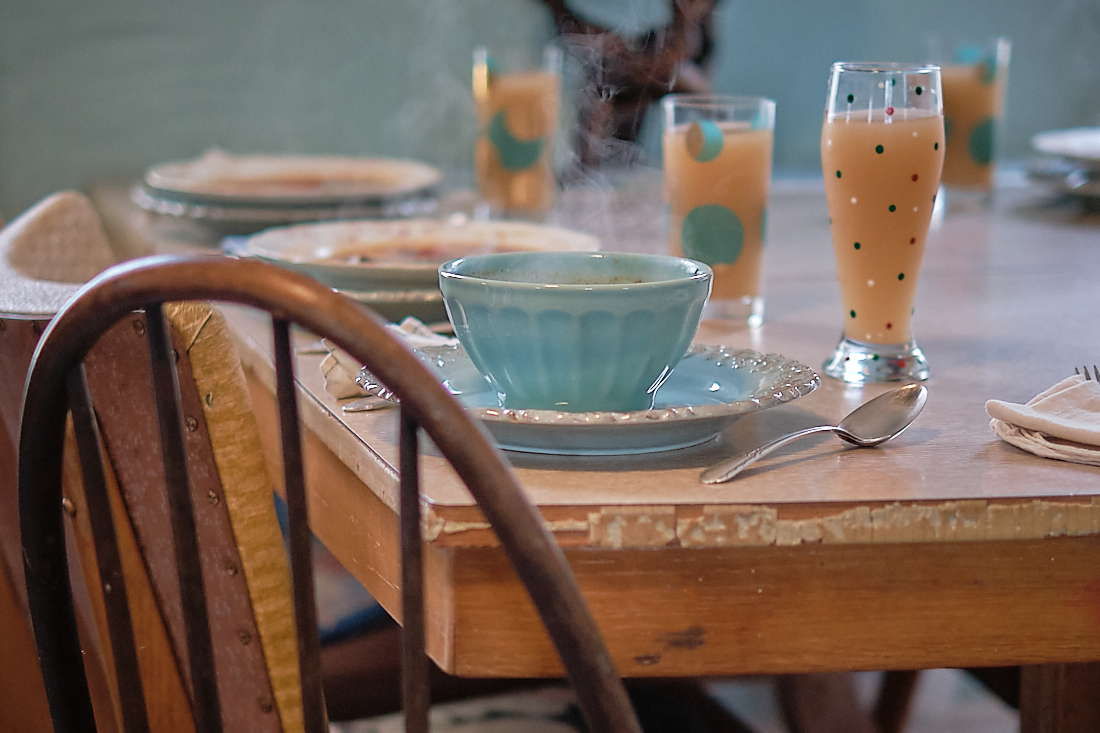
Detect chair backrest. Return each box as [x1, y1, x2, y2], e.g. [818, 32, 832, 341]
[65, 300, 303, 733]
[18, 254, 642, 733]
[0, 190, 119, 732]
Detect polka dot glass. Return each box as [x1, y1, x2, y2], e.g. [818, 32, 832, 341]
[662, 94, 776, 327]
[929, 37, 1011, 194]
[820, 62, 945, 383]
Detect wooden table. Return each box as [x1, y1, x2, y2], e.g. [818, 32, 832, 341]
[92, 179, 1100, 728]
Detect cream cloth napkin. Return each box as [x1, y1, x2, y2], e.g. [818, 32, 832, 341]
[318, 317, 458, 400]
[986, 374, 1100, 466]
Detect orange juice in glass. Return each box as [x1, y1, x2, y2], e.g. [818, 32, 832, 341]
[473, 46, 562, 218]
[937, 38, 1011, 195]
[820, 62, 945, 383]
[663, 95, 775, 326]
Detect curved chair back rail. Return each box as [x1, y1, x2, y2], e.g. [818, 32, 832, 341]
[18, 254, 640, 733]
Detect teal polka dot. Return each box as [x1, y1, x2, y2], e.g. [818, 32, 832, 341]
[969, 118, 995, 164]
[690, 120, 724, 163]
[487, 111, 545, 171]
[847, 94, 854, 103]
[850, 310, 856, 318]
[934, 141, 940, 150]
[836, 170, 842, 178]
[875, 145, 884, 154]
[681, 205, 744, 266]
[854, 242, 861, 250]
[915, 86, 923, 95]
[898, 273, 905, 280]
[889, 204, 896, 212]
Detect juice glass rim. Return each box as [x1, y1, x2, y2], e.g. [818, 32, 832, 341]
[661, 93, 776, 112]
[826, 62, 943, 119]
[830, 61, 941, 74]
[662, 94, 776, 131]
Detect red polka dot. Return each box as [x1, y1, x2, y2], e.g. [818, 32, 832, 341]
[910, 237, 916, 244]
[886, 323, 893, 329]
[912, 174, 919, 181]
[886, 107, 894, 115]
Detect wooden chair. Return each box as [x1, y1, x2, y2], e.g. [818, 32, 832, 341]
[0, 191, 119, 733]
[18, 254, 643, 733]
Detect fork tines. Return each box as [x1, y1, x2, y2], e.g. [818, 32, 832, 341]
[1075, 365, 1100, 381]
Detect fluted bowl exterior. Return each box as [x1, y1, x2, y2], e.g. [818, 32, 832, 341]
[439, 251, 712, 412]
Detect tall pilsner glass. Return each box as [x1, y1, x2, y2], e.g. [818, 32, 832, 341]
[821, 63, 945, 383]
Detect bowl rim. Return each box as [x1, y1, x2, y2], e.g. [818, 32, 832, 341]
[438, 251, 712, 291]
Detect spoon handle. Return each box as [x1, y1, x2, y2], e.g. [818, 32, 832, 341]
[699, 425, 839, 484]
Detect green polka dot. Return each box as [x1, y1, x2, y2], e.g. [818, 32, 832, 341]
[681, 204, 744, 266]
[849, 310, 856, 318]
[875, 144, 884, 154]
[915, 86, 923, 95]
[934, 141, 939, 150]
[853, 242, 861, 250]
[847, 94, 854, 103]
[872, 354, 881, 361]
[889, 204, 896, 212]
[686, 120, 724, 163]
[969, 118, 995, 165]
[898, 273, 905, 280]
[487, 111, 545, 171]
[836, 170, 842, 178]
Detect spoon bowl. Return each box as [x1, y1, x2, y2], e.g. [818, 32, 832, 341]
[700, 383, 927, 484]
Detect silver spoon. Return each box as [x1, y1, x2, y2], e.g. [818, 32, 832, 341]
[700, 383, 928, 484]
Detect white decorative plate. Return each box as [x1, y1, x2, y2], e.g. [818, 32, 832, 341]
[241, 218, 600, 293]
[1031, 127, 1100, 165]
[365, 343, 820, 455]
[142, 150, 443, 205]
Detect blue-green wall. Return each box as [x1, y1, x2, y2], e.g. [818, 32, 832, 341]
[1, 0, 1097, 217]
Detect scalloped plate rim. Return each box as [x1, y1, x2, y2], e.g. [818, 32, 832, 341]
[405, 343, 821, 455]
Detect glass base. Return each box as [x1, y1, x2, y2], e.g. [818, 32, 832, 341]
[823, 336, 930, 384]
[703, 295, 763, 328]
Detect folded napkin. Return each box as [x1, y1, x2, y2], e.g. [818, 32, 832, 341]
[319, 317, 457, 400]
[986, 375, 1100, 466]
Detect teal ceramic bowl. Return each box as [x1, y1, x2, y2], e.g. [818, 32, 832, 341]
[439, 251, 712, 412]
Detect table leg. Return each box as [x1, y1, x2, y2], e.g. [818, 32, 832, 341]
[776, 673, 880, 733]
[872, 670, 920, 733]
[1020, 663, 1100, 732]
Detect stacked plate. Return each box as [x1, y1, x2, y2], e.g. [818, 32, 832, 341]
[1028, 127, 1100, 210]
[133, 150, 443, 234]
[237, 218, 600, 324]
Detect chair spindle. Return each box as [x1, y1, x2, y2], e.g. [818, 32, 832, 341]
[272, 318, 327, 733]
[145, 303, 223, 733]
[399, 408, 430, 733]
[66, 364, 151, 733]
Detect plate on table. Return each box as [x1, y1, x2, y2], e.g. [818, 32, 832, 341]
[1028, 129, 1100, 211]
[1031, 127, 1100, 165]
[241, 218, 601, 293]
[368, 343, 820, 455]
[133, 150, 443, 234]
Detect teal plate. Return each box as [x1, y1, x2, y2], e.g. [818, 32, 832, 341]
[398, 343, 820, 455]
